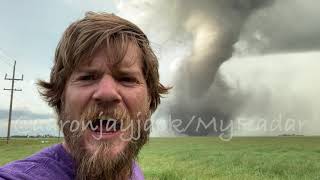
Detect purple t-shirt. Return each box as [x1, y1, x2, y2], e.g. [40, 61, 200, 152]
[0, 144, 144, 180]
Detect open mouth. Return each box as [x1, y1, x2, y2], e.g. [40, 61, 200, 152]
[89, 117, 122, 133]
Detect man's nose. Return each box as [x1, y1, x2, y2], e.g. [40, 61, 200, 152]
[92, 75, 122, 105]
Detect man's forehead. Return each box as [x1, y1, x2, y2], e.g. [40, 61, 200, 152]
[77, 42, 142, 71]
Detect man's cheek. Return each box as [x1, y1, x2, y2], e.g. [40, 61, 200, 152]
[65, 104, 81, 121]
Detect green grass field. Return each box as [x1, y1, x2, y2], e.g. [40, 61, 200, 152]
[1, 137, 320, 180]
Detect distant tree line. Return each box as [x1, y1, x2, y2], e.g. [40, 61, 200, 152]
[5, 134, 59, 138]
[278, 134, 304, 136]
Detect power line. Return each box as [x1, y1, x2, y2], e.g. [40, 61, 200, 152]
[0, 48, 24, 88]
[0, 57, 14, 68]
[3, 61, 24, 144]
[0, 55, 14, 66]
[0, 57, 14, 67]
[0, 49, 15, 66]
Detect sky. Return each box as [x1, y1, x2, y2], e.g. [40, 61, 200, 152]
[0, 0, 319, 137]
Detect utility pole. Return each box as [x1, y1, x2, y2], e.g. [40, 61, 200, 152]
[4, 60, 23, 144]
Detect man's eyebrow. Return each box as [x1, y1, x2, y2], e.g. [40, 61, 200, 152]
[116, 69, 143, 77]
[74, 68, 101, 74]
[73, 66, 144, 77]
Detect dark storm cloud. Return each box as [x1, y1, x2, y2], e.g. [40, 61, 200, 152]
[168, 0, 275, 135]
[121, 0, 319, 136]
[238, 0, 320, 54]
[174, 0, 275, 96]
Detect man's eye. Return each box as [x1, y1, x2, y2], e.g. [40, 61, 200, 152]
[78, 75, 96, 81]
[118, 77, 139, 84]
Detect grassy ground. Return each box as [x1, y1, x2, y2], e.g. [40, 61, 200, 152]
[1, 137, 320, 180]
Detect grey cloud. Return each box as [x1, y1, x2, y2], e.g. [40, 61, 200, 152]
[238, 0, 320, 54]
[121, 0, 320, 136]
[0, 109, 53, 120]
[168, 0, 274, 135]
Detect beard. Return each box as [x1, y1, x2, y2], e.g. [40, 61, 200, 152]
[59, 104, 151, 180]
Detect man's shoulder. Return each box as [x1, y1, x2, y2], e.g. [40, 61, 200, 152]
[0, 143, 75, 180]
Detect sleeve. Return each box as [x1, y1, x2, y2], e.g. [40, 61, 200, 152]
[0, 167, 35, 180]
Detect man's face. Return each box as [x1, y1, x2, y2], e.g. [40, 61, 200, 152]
[61, 42, 150, 179]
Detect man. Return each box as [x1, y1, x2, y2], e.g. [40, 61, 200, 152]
[0, 12, 169, 180]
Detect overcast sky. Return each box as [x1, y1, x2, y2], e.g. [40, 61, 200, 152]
[0, 0, 319, 137]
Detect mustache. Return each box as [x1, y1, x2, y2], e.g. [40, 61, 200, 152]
[60, 103, 151, 148]
[60, 104, 131, 140]
[75, 104, 131, 136]
[80, 104, 129, 123]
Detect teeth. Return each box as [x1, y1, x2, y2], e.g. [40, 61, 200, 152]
[99, 114, 111, 120]
[89, 116, 121, 132]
